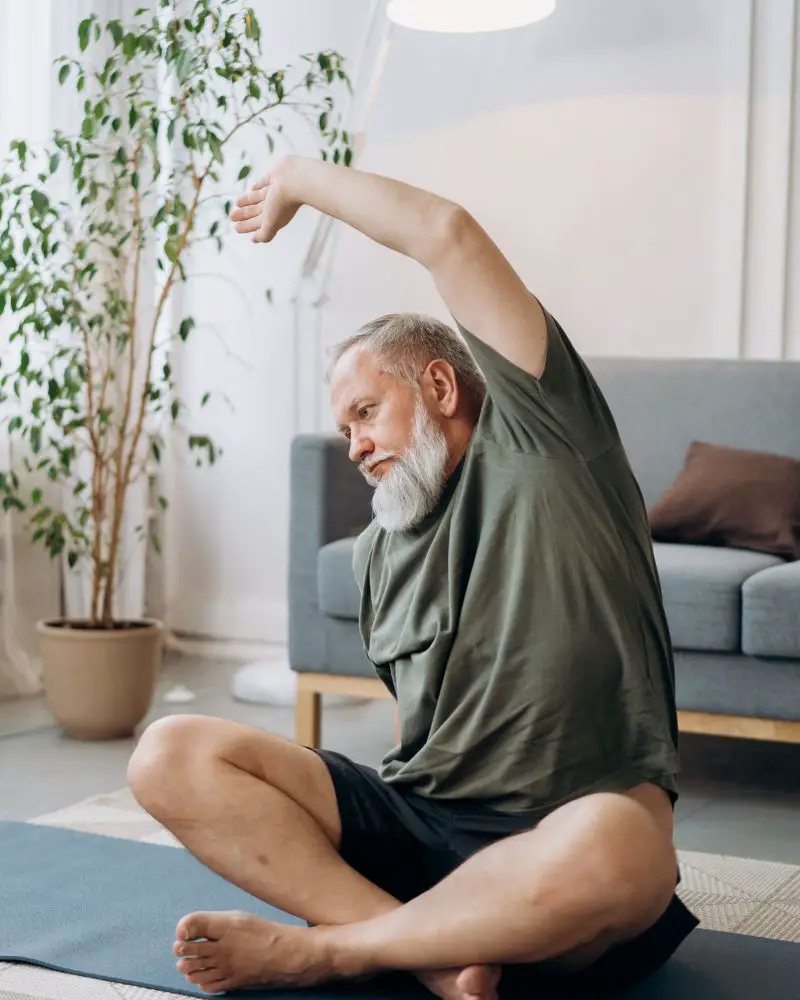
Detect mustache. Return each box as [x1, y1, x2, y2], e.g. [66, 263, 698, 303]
[359, 452, 396, 477]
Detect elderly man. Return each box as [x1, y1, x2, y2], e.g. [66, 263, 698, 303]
[128, 156, 698, 1000]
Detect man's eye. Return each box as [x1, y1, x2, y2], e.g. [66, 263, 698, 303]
[359, 406, 372, 419]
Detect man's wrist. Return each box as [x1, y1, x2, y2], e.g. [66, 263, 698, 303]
[274, 154, 312, 206]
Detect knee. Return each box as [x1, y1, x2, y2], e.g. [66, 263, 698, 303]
[127, 714, 214, 814]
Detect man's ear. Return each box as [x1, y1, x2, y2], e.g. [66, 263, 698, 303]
[424, 360, 459, 417]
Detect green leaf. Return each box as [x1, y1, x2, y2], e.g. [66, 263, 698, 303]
[201, 392, 211, 406]
[81, 116, 96, 140]
[129, 105, 139, 128]
[245, 9, 261, 41]
[207, 132, 223, 162]
[77, 74, 86, 92]
[170, 399, 180, 421]
[67, 550, 79, 569]
[248, 80, 261, 100]
[78, 17, 92, 52]
[178, 317, 195, 341]
[265, 288, 273, 304]
[158, 495, 169, 510]
[343, 147, 353, 167]
[131, 171, 140, 190]
[31, 488, 42, 504]
[58, 63, 71, 85]
[108, 19, 124, 46]
[319, 111, 328, 132]
[123, 33, 137, 59]
[167, 118, 175, 143]
[30, 425, 42, 454]
[0, 292, 5, 314]
[48, 152, 60, 174]
[31, 190, 48, 213]
[237, 164, 251, 181]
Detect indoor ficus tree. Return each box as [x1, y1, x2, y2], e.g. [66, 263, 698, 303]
[0, 0, 351, 627]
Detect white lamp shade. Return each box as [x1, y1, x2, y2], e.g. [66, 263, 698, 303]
[386, 0, 556, 34]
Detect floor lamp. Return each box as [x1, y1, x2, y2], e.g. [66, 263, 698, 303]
[231, 0, 558, 708]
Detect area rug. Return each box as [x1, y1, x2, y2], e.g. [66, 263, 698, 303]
[0, 788, 797, 1000]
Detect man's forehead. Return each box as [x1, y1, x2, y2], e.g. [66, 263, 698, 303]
[330, 348, 386, 408]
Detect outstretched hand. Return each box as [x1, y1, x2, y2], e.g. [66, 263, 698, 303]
[230, 161, 301, 244]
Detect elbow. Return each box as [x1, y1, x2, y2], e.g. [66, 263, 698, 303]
[420, 203, 477, 270]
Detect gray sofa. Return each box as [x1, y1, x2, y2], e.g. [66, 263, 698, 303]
[289, 357, 800, 748]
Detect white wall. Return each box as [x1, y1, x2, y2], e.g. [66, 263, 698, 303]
[315, 0, 800, 405]
[167, 0, 800, 644]
[162, 0, 372, 640]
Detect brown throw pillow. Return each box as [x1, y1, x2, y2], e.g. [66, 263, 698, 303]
[649, 441, 800, 560]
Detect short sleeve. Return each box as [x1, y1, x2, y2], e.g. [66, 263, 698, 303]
[456, 306, 619, 460]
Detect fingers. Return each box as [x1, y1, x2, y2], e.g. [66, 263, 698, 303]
[234, 219, 261, 234]
[229, 203, 261, 222]
[234, 187, 266, 209]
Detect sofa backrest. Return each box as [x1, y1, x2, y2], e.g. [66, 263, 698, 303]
[586, 357, 800, 508]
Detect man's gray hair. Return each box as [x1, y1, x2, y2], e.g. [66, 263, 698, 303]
[327, 313, 486, 412]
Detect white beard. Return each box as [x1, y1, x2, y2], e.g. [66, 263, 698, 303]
[363, 398, 450, 532]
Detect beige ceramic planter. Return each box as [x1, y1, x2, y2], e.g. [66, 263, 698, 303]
[37, 618, 163, 740]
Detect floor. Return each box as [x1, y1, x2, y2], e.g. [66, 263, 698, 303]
[1, 654, 799, 864]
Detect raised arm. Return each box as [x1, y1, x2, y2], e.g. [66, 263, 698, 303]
[230, 156, 548, 378]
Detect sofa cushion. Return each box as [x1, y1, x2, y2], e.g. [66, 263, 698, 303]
[318, 537, 360, 619]
[742, 561, 800, 659]
[652, 543, 783, 652]
[649, 440, 800, 559]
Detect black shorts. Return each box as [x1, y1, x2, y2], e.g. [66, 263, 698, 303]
[316, 749, 699, 996]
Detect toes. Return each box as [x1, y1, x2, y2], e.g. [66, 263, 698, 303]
[176, 911, 226, 945]
[177, 957, 218, 976]
[173, 940, 216, 959]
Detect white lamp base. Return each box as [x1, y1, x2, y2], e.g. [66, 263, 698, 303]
[230, 659, 368, 707]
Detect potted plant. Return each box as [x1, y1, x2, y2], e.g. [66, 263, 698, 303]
[0, 0, 351, 739]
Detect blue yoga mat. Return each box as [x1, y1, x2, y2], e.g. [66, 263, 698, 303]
[1, 821, 799, 999]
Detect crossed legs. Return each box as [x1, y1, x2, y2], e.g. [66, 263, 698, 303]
[128, 715, 677, 999]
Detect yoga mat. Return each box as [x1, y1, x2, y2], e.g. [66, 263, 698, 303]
[1, 821, 800, 999]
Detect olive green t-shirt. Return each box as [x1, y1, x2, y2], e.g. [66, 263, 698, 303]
[353, 307, 680, 817]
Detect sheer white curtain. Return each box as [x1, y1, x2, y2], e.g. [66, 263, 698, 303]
[0, 1, 144, 698]
[0, 2, 58, 696]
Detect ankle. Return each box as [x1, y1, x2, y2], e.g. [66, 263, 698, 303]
[311, 923, 374, 980]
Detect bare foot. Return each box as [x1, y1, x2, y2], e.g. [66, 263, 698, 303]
[417, 964, 502, 1000]
[174, 910, 335, 993]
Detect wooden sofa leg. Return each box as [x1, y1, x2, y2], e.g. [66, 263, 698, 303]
[294, 671, 392, 748]
[296, 681, 322, 749]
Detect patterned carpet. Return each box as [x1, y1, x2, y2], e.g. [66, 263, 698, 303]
[0, 787, 798, 1000]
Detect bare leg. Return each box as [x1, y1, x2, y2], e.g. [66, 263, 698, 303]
[128, 715, 498, 999]
[171, 783, 677, 992]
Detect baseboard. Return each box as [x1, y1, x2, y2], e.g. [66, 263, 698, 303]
[164, 634, 288, 662]
[166, 598, 288, 645]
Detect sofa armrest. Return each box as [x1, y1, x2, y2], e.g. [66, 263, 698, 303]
[742, 559, 800, 659]
[288, 435, 373, 671]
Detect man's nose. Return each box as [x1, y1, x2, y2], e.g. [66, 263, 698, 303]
[349, 430, 373, 464]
